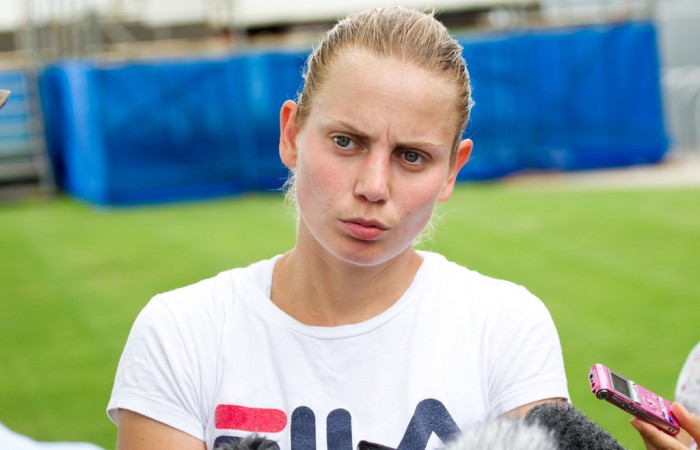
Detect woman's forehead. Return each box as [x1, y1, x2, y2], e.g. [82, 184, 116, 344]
[309, 52, 460, 141]
[316, 51, 455, 104]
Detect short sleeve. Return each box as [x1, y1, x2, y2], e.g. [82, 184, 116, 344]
[107, 295, 205, 441]
[486, 287, 569, 416]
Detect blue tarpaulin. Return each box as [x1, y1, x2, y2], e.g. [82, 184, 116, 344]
[36, 21, 668, 205]
[459, 21, 668, 180]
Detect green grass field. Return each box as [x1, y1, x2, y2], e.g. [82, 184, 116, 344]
[1, 183, 698, 449]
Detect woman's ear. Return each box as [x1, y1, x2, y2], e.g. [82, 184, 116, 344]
[279, 100, 299, 169]
[438, 138, 473, 202]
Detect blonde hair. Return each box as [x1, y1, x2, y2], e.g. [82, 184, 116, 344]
[296, 7, 473, 156]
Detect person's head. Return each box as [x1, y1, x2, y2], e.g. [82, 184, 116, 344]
[278, 7, 474, 266]
[295, 7, 472, 163]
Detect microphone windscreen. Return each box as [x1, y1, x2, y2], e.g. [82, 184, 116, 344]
[215, 435, 279, 450]
[524, 402, 625, 450]
[445, 417, 558, 450]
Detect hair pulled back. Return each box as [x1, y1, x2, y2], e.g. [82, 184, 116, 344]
[296, 7, 473, 155]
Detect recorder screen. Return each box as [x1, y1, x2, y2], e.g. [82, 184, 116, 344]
[610, 371, 632, 398]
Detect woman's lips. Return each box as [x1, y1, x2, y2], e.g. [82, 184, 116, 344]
[343, 219, 388, 241]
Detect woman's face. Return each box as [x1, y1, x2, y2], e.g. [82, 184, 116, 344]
[279, 51, 472, 267]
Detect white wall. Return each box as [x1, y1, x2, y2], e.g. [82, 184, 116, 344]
[0, 0, 208, 30]
[230, 0, 534, 27]
[0, 0, 534, 31]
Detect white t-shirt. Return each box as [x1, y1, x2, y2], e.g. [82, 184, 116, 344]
[107, 251, 568, 450]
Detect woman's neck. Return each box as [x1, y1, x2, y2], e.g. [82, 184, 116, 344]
[270, 246, 423, 327]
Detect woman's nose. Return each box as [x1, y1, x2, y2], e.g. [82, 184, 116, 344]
[354, 151, 391, 203]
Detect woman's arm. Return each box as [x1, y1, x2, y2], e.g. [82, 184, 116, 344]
[117, 409, 206, 450]
[504, 397, 568, 419]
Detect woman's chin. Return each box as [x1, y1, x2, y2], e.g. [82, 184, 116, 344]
[328, 242, 414, 269]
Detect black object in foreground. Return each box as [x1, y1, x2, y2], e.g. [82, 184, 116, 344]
[525, 402, 626, 450]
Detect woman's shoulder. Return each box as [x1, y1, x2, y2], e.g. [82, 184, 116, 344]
[145, 255, 281, 320]
[418, 250, 544, 308]
[420, 251, 524, 289]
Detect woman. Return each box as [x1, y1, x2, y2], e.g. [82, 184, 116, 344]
[108, 7, 569, 450]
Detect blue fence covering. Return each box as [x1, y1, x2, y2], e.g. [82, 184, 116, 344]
[459, 21, 668, 180]
[38, 21, 668, 205]
[40, 51, 307, 204]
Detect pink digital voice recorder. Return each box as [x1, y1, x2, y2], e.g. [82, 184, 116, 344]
[589, 363, 680, 435]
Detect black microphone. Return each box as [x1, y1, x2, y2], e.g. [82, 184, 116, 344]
[444, 416, 558, 450]
[524, 402, 625, 450]
[215, 435, 279, 450]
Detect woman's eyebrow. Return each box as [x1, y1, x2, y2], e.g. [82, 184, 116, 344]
[332, 119, 370, 141]
[332, 118, 443, 150]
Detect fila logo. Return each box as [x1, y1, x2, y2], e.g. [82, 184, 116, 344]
[213, 398, 459, 450]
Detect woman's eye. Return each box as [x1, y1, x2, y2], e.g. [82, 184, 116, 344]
[333, 136, 354, 148]
[402, 151, 424, 164]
